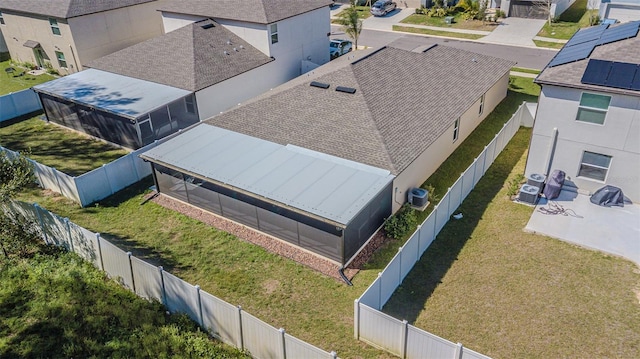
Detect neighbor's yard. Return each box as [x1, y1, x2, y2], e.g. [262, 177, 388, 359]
[331, 6, 372, 24]
[15, 76, 542, 357]
[0, 60, 56, 95]
[0, 117, 129, 176]
[401, 13, 500, 32]
[537, 0, 599, 40]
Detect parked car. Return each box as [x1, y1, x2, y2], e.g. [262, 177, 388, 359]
[370, 0, 396, 17]
[330, 39, 353, 60]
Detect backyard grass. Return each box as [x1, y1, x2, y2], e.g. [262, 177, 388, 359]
[0, 117, 129, 176]
[0, 249, 248, 358]
[401, 13, 500, 31]
[382, 131, 640, 358]
[393, 25, 485, 40]
[537, 0, 598, 39]
[0, 59, 57, 95]
[511, 67, 541, 75]
[533, 40, 566, 49]
[15, 77, 540, 357]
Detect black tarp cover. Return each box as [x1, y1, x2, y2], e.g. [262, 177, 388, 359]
[543, 169, 566, 200]
[590, 185, 625, 207]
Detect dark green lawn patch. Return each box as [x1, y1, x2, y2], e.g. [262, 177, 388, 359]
[393, 25, 485, 40]
[401, 13, 499, 31]
[0, 117, 128, 176]
[537, 0, 598, 39]
[0, 60, 56, 95]
[0, 249, 248, 358]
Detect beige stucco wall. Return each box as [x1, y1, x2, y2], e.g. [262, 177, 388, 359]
[392, 72, 510, 212]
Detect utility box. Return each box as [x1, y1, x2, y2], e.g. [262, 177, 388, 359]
[445, 16, 454, 24]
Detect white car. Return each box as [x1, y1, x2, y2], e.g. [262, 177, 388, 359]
[330, 39, 353, 60]
[370, 0, 397, 17]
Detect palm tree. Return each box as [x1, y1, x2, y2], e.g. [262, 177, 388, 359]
[338, 1, 363, 50]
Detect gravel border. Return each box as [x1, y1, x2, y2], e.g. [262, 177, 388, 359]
[149, 193, 394, 283]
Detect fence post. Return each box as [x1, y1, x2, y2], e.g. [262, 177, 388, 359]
[447, 187, 452, 217]
[398, 247, 402, 284]
[53, 168, 63, 196]
[127, 252, 135, 293]
[459, 173, 464, 207]
[33, 203, 48, 244]
[432, 205, 438, 239]
[416, 224, 422, 261]
[354, 298, 360, 339]
[236, 305, 244, 350]
[65, 218, 74, 252]
[454, 342, 463, 359]
[195, 285, 204, 327]
[377, 272, 383, 310]
[401, 319, 408, 359]
[95, 233, 104, 271]
[130, 153, 141, 181]
[159, 266, 167, 306]
[279, 328, 287, 359]
[102, 164, 116, 195]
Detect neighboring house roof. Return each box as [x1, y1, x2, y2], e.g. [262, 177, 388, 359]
[140, 125, 394, 226]
[87, 19, 273, 92]
[32, 68, 191, 120]
[158, 0, 333, 24]
[205, 45, 515, 175]
[536, 21, 640, 96]
[0, 0, 156, 19]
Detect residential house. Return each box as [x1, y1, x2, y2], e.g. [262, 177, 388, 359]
[140, 45, 514, 265]
[597, 0, 640, 22]
[526, 21, 640, 202]
[502, 0, 576, 19]
[0, 0, 166, 74]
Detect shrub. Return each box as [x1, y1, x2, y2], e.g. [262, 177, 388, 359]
[424, 184, 441, 204]
[416, 6, 426, 15]
[384, 204, 418, 239]
[506, 173, 525, 197]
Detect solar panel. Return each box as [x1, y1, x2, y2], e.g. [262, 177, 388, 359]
[566, 24, 608, 47]
[607, 62, 638, 89]
[581, 59, 611, 85]
[632, 70, 640, 91]
[548, 39, 599, 67]
[597, 21, 640, 45]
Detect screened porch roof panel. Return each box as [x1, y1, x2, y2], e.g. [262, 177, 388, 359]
[32, 69, 192, 120]
[141, 124, 395, 225]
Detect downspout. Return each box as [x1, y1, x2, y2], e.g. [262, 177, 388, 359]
[69, 44, 79, 72]
[338, 266, 353, 286]
[544, 127, 559, 176]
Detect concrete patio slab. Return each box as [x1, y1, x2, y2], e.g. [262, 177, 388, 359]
[525, 190, 640, 266]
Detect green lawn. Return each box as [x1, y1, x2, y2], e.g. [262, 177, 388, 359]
[331, 6, 372, 24]
[0, 117, 129, 176]
[537, 0, 599, 39]
[511, 67, 541, 75]
[393, 25, 485, 40]
[401, 13, 500, 31]
[533, 40, 566, 49]
[0, 249, 248, 358]
[0, 60, 57, 95]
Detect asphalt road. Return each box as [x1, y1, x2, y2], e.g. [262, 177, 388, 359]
[331, 26, 558, 70]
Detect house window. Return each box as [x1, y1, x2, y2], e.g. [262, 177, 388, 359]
[55, 51, 67, 68]
[578, 151, 611, 181]
[270, 23, 278, 44]
[185, 95, 195, 114]
[479, 94, 485, 115]
[50, 18, 61, 35]
[453, 117, 460, 142]
[576, 93, 611, 125]
[0, 11, 5, 25]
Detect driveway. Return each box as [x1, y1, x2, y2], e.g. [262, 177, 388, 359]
[361, 7, 415, 31]
[482, 17, 547, 47]
[525, 190, 640, 266]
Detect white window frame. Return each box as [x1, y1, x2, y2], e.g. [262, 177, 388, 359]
[577, 151, 611, 182]
[479, 93, 485, 115]
[0, 11, 5, 25]
[185, 95, 195, 114]
[49, 18, 61, 35]
[55, 51, 67, 68]
[575, 92, 611, 125]
[453, 117, 460, 142]
[270, 23, 278, 44]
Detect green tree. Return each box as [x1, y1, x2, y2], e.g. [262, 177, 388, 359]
[0, 150, 38, 258]
[339, 1, 363, 50]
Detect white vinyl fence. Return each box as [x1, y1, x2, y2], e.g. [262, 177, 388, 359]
[354, 102, 533, 359]
[0, 140, 161, 207]
[3, 200, 338, 359]
[0, 88, 42, 122]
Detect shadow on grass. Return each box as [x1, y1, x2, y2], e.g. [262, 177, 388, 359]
[381, 128, 531, 324]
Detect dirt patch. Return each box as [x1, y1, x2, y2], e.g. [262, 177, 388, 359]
[148, 193, 392, 284]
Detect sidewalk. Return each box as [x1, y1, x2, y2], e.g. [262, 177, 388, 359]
[330, 5, 563, 49]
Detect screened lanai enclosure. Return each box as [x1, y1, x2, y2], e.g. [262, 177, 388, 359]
[33, 69, 199, 149]
[141, 125, 395, 265]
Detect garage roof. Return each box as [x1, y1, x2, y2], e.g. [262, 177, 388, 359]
[32, 69, 191, 120]
[140, 124, 394, 226]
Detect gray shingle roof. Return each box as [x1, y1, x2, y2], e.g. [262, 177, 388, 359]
[87, 19, 273, 91]
[206, 46, 515, 174]
[536, 25, 640, 96]
[159, 0, 333, 24]
[0, 0, 156, 18]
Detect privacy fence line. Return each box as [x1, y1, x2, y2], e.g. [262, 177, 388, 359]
[0, 88, 42, 122]
[354, 102, 532, 359]
[4, 200, 338, 359]
[0, 140, 164, 207]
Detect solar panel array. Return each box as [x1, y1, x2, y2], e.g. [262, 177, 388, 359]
[548, 21, 640, 68]
[581, 59, 640, 91]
